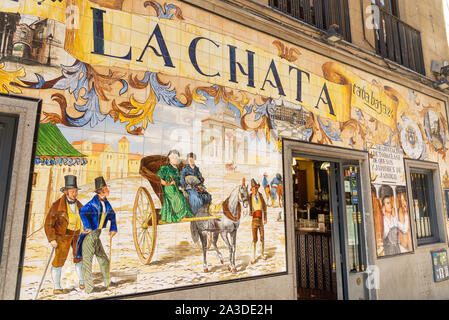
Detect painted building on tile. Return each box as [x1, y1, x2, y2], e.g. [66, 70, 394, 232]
[1, 0, 449, 300]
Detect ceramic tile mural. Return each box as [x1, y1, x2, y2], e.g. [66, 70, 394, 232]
[0, 0, 447, 299]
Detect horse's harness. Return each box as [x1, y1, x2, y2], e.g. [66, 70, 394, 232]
[222, 198, 242, 222]
[221, 188, 245, 222]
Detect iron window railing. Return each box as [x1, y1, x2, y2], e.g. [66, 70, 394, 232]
[374, 9, 425, 75]
[268, 0, 352, 42]
[410, 170, 439, 245]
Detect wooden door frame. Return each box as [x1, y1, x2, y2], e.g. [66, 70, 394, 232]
[0, 113, 18, 264]
[0, 94, 41, 300]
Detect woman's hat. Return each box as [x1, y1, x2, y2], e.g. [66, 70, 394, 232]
[167, 149, 180, 158]
[186, 152, 196, 161]
[60, 175, 80, 192]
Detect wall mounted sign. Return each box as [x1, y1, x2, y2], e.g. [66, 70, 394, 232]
[400, 116, 425, 160]
[431, 249, 449, 283]
[369, 145, 413, 258]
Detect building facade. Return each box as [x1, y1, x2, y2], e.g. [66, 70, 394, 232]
[0, 0, 449, 300]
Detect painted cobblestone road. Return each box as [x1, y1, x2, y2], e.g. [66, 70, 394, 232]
[20, 175, 287, 300]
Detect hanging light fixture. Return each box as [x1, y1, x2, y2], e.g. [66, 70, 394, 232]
[324, 24, 343, 43]
[434, 78, 449, 90]
[440, 64, 449, 77]
[320, 162, 331, 171]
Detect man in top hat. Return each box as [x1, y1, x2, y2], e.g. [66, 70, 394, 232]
[44, 175, 85, 294]
[78, 176, 117, 294]
[249, 178, 268, 264]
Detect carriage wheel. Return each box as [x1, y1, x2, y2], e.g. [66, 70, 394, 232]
[133, 187, 157, 265]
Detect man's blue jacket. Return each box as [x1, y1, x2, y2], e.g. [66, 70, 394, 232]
[75, 195, 117, 258]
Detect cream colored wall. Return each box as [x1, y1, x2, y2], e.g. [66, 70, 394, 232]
[396, 0, 449, 78]
[347, 0, 377, 52]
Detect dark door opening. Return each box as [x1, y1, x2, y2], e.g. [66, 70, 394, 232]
[0, 113, 18, 263]
[293, 157, 347, 300]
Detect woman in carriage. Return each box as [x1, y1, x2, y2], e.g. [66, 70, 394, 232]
[157, 150, 193, 223]
[180, 152, 212, 214]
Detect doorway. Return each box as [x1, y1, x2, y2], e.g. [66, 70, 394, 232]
[0, 113, 18, 263]
[292, 154, 366, 300]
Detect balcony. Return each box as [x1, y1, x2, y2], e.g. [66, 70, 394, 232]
[374, 9, 425, 75]
[268, 0, 351, 42]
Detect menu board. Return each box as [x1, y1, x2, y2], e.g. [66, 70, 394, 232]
[431, 249, 449, 282]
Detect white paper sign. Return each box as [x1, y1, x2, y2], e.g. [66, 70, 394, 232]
[369, 145, 405, 186]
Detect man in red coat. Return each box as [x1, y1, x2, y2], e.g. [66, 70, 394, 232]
[249, 179, 268, 264]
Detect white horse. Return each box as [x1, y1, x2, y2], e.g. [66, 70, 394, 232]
[190, 179, 249, 273]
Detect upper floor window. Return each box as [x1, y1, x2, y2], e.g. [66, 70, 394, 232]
[269, 0, 351, 42]
[372, 0, 399, 17]
[372, 1, 425, 75]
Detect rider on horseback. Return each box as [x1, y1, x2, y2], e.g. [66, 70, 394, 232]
[270, 173, 283, 207]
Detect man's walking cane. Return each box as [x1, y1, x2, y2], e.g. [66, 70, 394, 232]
[34, 247, 55, 300]
[107, 236, 112, 289]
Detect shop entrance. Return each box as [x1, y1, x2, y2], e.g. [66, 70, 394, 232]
[293, 155, 365, 300]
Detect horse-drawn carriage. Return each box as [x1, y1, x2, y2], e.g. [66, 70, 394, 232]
[132, 155, 249, 272]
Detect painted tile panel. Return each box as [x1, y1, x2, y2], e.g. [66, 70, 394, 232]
[1, 0, 447, 299]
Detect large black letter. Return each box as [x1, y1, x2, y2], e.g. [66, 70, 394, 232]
[91, 7, 131, 60]
[137, 24, 175, 68]
[289, 66, 310, 103]
[261, 60, 285, 96]
[189, 37, 220, 77]
[315, 82, 335, 116]
[228, 45, 255, 88]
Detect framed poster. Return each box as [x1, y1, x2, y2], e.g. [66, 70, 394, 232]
[369, 145, 414, 257]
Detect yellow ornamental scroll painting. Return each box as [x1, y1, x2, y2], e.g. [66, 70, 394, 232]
[0, 0, 408, 131]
